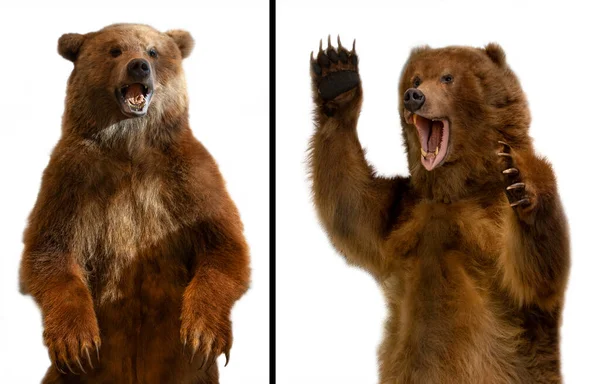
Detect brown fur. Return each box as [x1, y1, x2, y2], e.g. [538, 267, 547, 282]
[309, 40, 569, 383]
[20, 24, 250, 383]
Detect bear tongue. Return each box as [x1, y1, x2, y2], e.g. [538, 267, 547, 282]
[125, 84, 145, 105]
[427, 121, 443, 152]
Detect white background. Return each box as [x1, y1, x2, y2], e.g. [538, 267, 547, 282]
[0, 1, 269, 383]
[277, 1, 599, 383]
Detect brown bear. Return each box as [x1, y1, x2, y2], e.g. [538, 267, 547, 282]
[19, 24, 250, 384]
[309, 37, 569, 383]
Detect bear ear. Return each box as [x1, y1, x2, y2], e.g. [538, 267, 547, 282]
[166, 29, 194, 59]
[410, 45, 431, 56]
[484, 43, 506, 67]
[58, 33, 86, 62]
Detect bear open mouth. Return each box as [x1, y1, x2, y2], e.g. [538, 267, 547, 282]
[115, 83, 153, 117]
[412, 114, 450, 171]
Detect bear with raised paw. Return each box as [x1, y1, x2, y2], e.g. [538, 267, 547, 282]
[20, 24, 250, 384]
[309, 37, 569, 383]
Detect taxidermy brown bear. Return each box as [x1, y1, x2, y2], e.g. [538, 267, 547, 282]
[19, 24, 250, 384]
[309, 37, 569, 383]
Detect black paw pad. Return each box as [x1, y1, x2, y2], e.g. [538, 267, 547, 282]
[312, 63, 322, 76]
[318, 71, 360, 101]
[327, 48, 339, 63]
[339, 50, 348, 63]
[318, 53, 331, 69]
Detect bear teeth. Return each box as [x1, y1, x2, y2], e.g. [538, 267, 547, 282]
[127, 100, 146, 110]
[421, 146, 440, 158]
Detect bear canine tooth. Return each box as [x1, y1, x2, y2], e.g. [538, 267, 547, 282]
[421, 148, 427, 157]
[413, 114, 418, 125]
[435, 146, 439, 156]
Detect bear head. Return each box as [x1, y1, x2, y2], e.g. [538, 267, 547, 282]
[57, 24, 194, 134]
[398, 44, 531, 197]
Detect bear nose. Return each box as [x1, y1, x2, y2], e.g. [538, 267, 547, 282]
[127, 59, 151, 81]
[403, 88, 425, 112]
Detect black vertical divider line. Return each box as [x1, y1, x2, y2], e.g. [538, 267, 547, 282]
[269, 0, 276, 382]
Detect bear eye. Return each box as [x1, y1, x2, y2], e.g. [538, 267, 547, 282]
[109, 48, 122, 58]
[413, 77, 421, 88]
[441, 74, 454, 84]
[148, 48, 158, 58]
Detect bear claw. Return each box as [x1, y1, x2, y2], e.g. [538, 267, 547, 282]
[75, 357, 86, 373]
[506, 182, 525, 190]
[65, 361, 77, 375]
[85, 348, 93, 369]
[510, 198, 531, 207]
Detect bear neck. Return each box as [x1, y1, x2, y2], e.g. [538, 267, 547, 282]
[410, 154, 506, 203]
[62, 106, 190, 155]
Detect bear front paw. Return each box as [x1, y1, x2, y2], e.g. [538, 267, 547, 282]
[180, 307, 232, 369]
[497, 141, 537, 218]
[43, 308, 101, 375]
[310, 36, 361, 116]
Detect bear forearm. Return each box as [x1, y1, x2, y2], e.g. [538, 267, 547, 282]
[500, 194, 569, 310]
[180, 237, 250, 360]
[309, 125, 403, 277]
[20, 252, 95, 317]
[187, 221, 251, 305]
[184, 262, 249, 316]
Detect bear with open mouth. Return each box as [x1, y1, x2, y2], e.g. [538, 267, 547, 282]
[309, 38, 569, 383]
[19, 24, 250, 383]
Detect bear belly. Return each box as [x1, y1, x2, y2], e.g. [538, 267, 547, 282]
[92, 254, 213, 383]
[379, 250, 529, 384]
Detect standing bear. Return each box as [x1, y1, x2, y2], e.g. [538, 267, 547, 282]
[20, 24, 250, 384]
[309, 38, 569, 383]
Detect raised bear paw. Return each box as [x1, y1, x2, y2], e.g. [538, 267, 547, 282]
[43, 308, 101, 375]
[497, 141, 537, 218]
[310, 36, 361, 116]
[180, 305, 232, 369]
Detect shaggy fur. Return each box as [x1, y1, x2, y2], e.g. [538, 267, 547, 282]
[20, 24, 250, 384]
[309, 38, 569, 383]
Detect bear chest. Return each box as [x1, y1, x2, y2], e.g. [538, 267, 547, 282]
[387, 200, 502, 261]
[72, 167, 183, 262]
[72, 165, 195, 303]
[383, 200, 502, 308]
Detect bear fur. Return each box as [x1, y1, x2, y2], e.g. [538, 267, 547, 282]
[20, 24, 250, 384]
[309, 38, 569, 383]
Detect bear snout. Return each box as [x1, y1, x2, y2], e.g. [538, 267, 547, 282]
[404, 88, 425, 112]
[127, 58, 151, 81]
